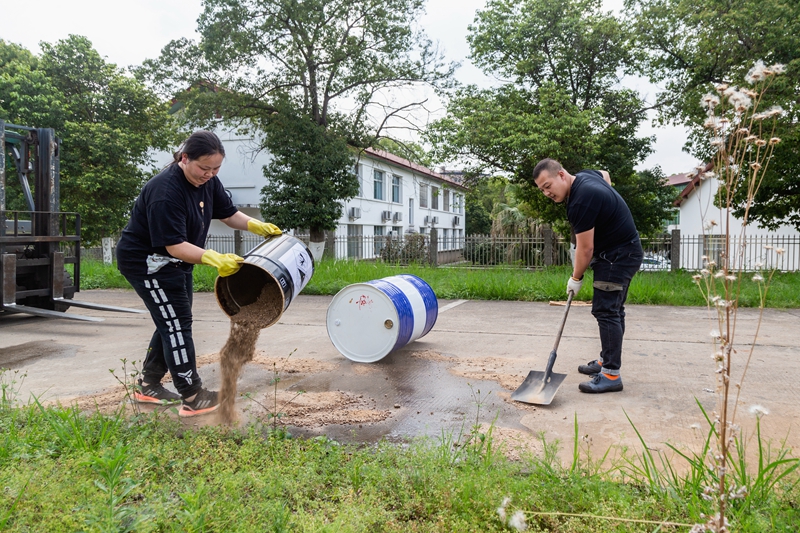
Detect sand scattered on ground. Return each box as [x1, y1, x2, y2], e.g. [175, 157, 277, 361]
[410, 349, 455, 363]
[486, 426, 544, 461]
[194, 351, 338, 375]
[251, 353, 338, 374]
[244, 390, 391, 427]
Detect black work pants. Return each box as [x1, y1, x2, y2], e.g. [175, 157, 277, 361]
[589, 238, 643, 375]
[124, 269, 202, 397]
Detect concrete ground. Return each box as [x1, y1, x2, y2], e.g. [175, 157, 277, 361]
[1, 289, 798, 464]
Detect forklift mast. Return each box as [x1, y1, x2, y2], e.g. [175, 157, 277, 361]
[1, 120, 143, 321]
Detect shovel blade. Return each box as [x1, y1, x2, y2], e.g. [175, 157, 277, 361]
[511, 370, 568, 405]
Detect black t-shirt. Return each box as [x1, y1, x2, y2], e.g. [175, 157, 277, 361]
[116, 163, 238, 277]
[566, 170, 638, 255]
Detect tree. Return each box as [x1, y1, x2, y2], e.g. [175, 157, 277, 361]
[625, 0, 800, 230]
[0, 36, 180, 245]
[428, 0, 675, 237]
[259, 110, 359, 238]
[142, 0, 456, 243]
[617, 168, 679, 238]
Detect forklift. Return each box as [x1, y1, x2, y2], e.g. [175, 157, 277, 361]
[1, 120, 143, 322]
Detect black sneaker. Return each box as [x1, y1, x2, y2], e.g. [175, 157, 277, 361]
[178, 389, 219, 417]
[134, 379, 181, 405]
[578, 373, 623, 393]
[578, 359, 602, 375]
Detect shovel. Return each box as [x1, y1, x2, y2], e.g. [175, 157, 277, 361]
[511, 292, 574, 405]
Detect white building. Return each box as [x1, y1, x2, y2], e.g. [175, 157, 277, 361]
[672, 171, 799, 237]
[341, 147, 467, 259]
[154, 132, 467, 257]
[669, 169, 800, 270]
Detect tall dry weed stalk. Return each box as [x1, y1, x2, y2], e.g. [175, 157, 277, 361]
[688, 60, 786, 533]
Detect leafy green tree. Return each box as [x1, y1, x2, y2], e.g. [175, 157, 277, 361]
[625, 0, 800, 229]
[259, 110, 358, 240]
[465, 197, 492, 235]
[142, 0, 455, 241]
[428, 0, 675, 237]
[617, 168, 679, 238]
[0, 36, 179, 245]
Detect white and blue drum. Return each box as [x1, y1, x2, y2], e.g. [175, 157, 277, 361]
[326, 274, 438, 363]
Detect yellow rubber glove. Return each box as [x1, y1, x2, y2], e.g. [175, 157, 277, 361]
[247, 219, 282, 237]
[201, 250, 244, 277]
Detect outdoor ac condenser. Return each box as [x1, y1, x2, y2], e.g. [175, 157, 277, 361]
[349, 207, 362, 219]
[381, 210, 392, 221]
[393, 212, 402, 222]
[452, 216, 460, 226]
[432, 216, 439, 225]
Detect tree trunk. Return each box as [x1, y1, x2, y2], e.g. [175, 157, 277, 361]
[309, 227, 326, 261]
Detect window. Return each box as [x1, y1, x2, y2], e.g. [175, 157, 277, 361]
[667, 209, 680, 226]
[443, 189, 450, 212]
[408, 198, 414, 225]
[443, 228, 449, 250]
[431, 186, 439, 210]
[347, 224, 363, 259]
[354, 164, 364, 197]
[373, 169, 385, 200]
[419, 183, 428, 208]
[373, 225, 385, 256]
[392, 175, 401, 203]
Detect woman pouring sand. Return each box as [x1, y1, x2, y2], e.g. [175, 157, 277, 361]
[116, 130, 282, 416]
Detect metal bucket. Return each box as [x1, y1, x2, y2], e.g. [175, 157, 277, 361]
[214, 234, 314, 328]
[326, 274, 438, 363]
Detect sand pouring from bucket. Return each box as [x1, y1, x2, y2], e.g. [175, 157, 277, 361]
[215, 235, 314, 328]
[326, 274, 438, 363]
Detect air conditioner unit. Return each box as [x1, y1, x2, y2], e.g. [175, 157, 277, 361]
[393, 212, 402, 222]
[349, 207, 361, 219]
[432, 216, 439, 225]
[381, 210, 392, 221]
[452, 216, 460, 227]
[424, 216, 431, 225]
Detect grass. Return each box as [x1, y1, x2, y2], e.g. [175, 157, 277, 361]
[0, 390, 797, 532]
[75, 258, 800, 308]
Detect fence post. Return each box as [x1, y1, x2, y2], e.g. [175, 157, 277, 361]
[234, 230, 244, 257]
[671, 229, 681, 271]
[543, 227, 553, 267]
[324, 229, 335, 259]
[428, 228, 438, 267]
[101, 237, 113, 265]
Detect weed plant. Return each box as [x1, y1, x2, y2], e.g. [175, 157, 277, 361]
[682, 61, 793, 532]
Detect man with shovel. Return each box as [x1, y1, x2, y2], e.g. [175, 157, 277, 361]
[532, 158, 643, 393]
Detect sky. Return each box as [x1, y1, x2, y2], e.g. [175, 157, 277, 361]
[0, 0, 699, 176]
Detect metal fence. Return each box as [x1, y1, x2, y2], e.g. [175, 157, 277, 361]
[82, 230, 800, 271]
[678, 233, 800, 272]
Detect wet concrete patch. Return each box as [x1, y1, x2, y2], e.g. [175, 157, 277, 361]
[0, 341, 78, 368]
[278, 348, 530, 444]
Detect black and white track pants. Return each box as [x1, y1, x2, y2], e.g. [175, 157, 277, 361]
[125, 269, 202, 397]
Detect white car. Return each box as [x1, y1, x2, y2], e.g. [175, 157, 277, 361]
[640, 253, 670, 271]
